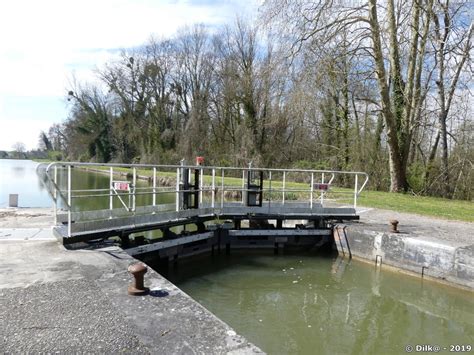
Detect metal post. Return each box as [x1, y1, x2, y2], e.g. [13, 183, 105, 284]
[221, 169, 224, 208]
[310, 173, 314, 209]
[269, 171, 272, 204]
[132, 167, 137, 212]
[211, 169, 215, 208]
[67, 165, 72, 238]
[241, 170, 245, 205]
[282, 171, 286, 205]
[152, 167, 157, 207]
[53, 165, 57, 225]
[321, 172, 325, 205]
[109, 167, 113, 211]
[354, 174, 358, 209]
[176, 167, 180, 212]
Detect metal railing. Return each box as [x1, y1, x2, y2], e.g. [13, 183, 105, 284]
[36, 162, 369, 237]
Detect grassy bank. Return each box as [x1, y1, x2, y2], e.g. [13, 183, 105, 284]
[358, 191, 473, 222]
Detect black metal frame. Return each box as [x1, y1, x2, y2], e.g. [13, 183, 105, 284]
[182, 168, 200, 210]
[246, 170, 263, 207]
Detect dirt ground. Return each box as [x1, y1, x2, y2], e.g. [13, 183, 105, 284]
[0, 207, 54, 228]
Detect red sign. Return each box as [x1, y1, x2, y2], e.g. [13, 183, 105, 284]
[313, 183, 330, 191]
[113, 181, 131, 191]
[196, 156, 205, 165]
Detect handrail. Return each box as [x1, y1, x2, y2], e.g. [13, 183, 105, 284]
[43, 161, 368, 176]
[37, 161, 369, 238]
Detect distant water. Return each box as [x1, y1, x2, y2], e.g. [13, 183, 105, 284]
[0, 159, 52, 208]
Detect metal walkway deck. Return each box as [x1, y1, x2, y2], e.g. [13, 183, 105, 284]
[37, 162, 368, 254]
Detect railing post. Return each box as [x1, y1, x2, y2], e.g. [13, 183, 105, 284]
[53, 165, 57, 225]
[221, 169, 224, 208]
[132, 167, 136, 212]
[282, 171, 286, 205]
[109, 167, 113, 211]
[321, 172, 325, 205]
[211, 169, 215, 208]
[67, 165, 72, 238]
[354, 174, 359, 209]
[176, 167, 180, 212]
[152, 167, 157, 207]
[310, 173, 314, 209]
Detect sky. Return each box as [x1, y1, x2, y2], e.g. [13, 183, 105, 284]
[0, 0, 260, 151]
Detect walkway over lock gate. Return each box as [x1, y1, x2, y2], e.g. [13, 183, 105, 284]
[37, 162, 369, 247]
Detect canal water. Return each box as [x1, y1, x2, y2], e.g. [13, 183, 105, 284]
[160, 252, 474, 355]
[0, 159, 173, 210]
[0, 159, 51, 207]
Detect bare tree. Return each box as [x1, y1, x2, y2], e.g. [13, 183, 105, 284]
[12, 142, 26, 158]
[431, 1, 473, 197]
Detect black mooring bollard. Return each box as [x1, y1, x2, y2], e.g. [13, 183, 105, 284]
[389, 219, 400, 233]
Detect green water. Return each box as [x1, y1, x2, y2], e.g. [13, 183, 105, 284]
[160, 253, 474, 355]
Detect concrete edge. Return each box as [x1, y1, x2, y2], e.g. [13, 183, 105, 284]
[93, 245, 265, 354]
[340, 226, 474, 291]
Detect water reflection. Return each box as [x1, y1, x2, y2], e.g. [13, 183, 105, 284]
[12, 165, 26, 178]
[159, 253, 474, 355]
[43, 166, 174, 212]
[0, 159, 52, 207]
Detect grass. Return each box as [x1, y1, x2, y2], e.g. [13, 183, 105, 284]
[44, 162, 473, 222]
[357, 191, 473, 222]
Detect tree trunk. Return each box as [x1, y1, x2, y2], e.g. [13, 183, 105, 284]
[368, 0, 408, 192]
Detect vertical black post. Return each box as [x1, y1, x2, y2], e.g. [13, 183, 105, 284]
[220, 227, 230, 255]
[182, 168, 190, 209]
[235, 219, 241, 229]
[246, 170, 264, 207]
[120, 234, 130, 248]
[193, 169, 199, 209]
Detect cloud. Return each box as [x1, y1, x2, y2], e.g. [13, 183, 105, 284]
[0, 0, 259, 151]
[0, 95, 65, 150]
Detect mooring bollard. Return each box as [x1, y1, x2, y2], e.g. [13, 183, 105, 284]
[389, 219, 399, 233]
[128, 263, 149, 296]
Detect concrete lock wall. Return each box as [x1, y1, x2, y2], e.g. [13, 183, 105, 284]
[342, 226, 474, 290]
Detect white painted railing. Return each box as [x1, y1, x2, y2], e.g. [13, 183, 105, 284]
[37, 162, 369, 238]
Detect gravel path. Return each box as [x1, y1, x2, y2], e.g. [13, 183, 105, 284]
[0, 279, 148, 353]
